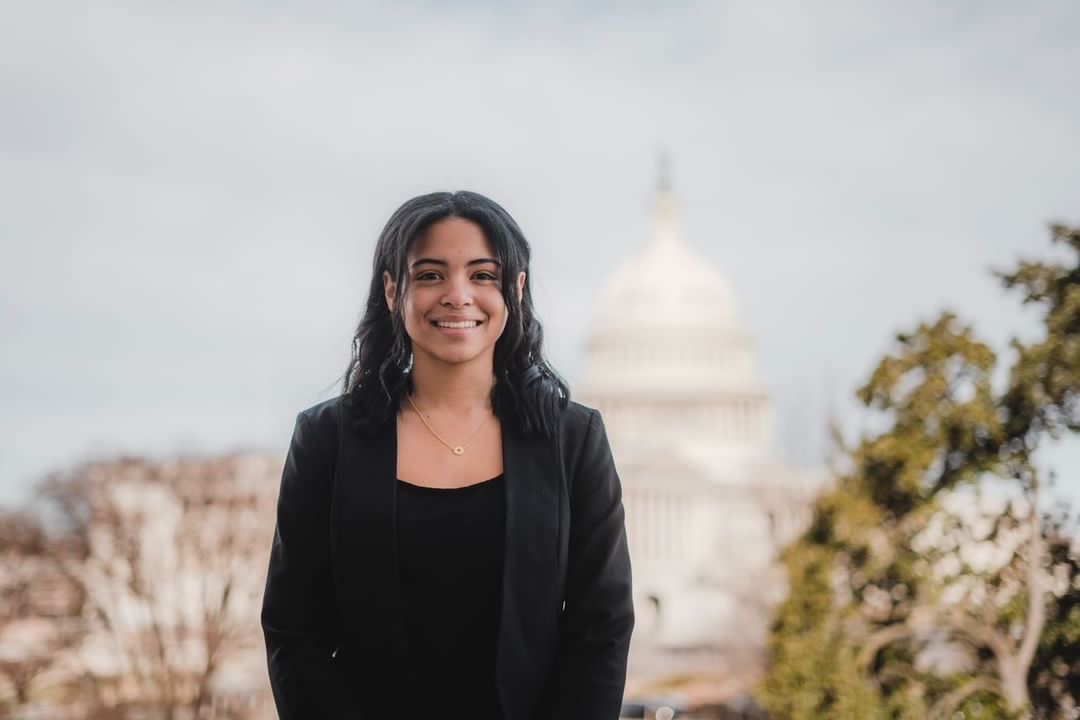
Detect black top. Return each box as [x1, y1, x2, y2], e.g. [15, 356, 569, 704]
[396, 475, 506, 719]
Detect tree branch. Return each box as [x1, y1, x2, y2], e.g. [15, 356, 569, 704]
[929, 676, 1002, 720]
[939, 608, 1015, 664]
[1016, 479, 1046, 672]
[857, 622, 916, 670]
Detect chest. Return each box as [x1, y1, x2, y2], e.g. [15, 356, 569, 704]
[330, 415, 571, 691]
[395, 411, 504, 488]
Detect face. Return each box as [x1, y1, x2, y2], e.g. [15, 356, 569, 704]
[384, 217, 526, 371]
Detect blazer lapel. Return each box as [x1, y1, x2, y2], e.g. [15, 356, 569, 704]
[332, 415, 406, 664]
[498, 423, 562, 688]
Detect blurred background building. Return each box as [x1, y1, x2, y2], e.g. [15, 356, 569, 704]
[579, 164, 826, 703]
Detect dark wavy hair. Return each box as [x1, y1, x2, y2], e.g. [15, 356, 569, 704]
[342, 191, 569, 437]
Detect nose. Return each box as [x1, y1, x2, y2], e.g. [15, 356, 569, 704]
[440, 276, 473, 308]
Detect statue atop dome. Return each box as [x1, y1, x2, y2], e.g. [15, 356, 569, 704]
[651, 149, 680, 250]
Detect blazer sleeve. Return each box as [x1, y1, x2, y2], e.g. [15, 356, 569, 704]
[545, 409, 635, 719]
[261, 411, 353, 719]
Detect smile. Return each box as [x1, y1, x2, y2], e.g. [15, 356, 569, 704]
[432, 320, 482, 329]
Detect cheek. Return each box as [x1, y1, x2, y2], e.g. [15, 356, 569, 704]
[400, 297, 427, 334]
[402, 290, 432, 319]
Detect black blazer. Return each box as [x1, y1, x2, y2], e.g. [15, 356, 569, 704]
[260, 395, 634, 720]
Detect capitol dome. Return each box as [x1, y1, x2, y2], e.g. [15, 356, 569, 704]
[580, 173, 764, 398]
[593, 192, 738, 333]
[572, 165, 825, 693]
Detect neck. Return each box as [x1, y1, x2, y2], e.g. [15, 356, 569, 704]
[408, 352, 496, 413]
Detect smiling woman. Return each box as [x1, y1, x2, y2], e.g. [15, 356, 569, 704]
[384, 217, 525, 373]
[260, 191, 635, 720]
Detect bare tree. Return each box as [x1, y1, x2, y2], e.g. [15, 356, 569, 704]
[39, 453, 276, 719]
[0, 509, 85, 713]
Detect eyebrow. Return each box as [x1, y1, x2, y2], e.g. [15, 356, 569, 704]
[410, 257, 501, 268]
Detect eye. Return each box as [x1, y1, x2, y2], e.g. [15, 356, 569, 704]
[473, 271, 499, 281]
[415, 271, 442, 281]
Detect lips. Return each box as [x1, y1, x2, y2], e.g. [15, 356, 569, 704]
[431, 319, 483, 329]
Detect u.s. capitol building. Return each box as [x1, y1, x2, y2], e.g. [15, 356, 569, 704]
[577, 170, 826, 699]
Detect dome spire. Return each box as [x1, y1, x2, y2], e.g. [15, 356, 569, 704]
[652, 148, 681, 249]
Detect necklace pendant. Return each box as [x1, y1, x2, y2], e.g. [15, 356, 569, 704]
[452, 446, 465, 456]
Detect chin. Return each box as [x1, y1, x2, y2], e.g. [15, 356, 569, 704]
[415, 344, 493, 368]
[432, 352, 483, 366]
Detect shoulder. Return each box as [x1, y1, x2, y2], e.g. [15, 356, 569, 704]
[293, 394, 350, 447]
[559, 400, 600, 437]
[297, 394, 347, 424]
[277, 396, 351, 503]
[557, 401, 622, 501]
[556, 400, 607, 467]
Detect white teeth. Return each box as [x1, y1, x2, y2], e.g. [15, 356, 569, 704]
[435, 320, 479, 329]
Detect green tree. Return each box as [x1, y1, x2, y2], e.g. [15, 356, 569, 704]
[760, 224, 1080, 719]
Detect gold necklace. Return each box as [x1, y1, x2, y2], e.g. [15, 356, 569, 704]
[406, 394, 489, 456]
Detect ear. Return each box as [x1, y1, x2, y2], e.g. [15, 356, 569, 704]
[515, 271, 526, 303]
[383, 271, 397, 313]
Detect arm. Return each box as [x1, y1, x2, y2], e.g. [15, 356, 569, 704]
[545, 409, 635, 719]
[260, 411, 352, 719]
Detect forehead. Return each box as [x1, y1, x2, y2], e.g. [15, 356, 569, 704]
[409, 217, 495, 260]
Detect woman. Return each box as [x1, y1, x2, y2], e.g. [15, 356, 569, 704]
[260, 191, 634, 719]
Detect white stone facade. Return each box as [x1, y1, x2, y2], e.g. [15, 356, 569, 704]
[577, 177, 825, 675]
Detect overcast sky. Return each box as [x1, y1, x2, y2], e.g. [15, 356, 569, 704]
[2, 1, 1079, 507]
